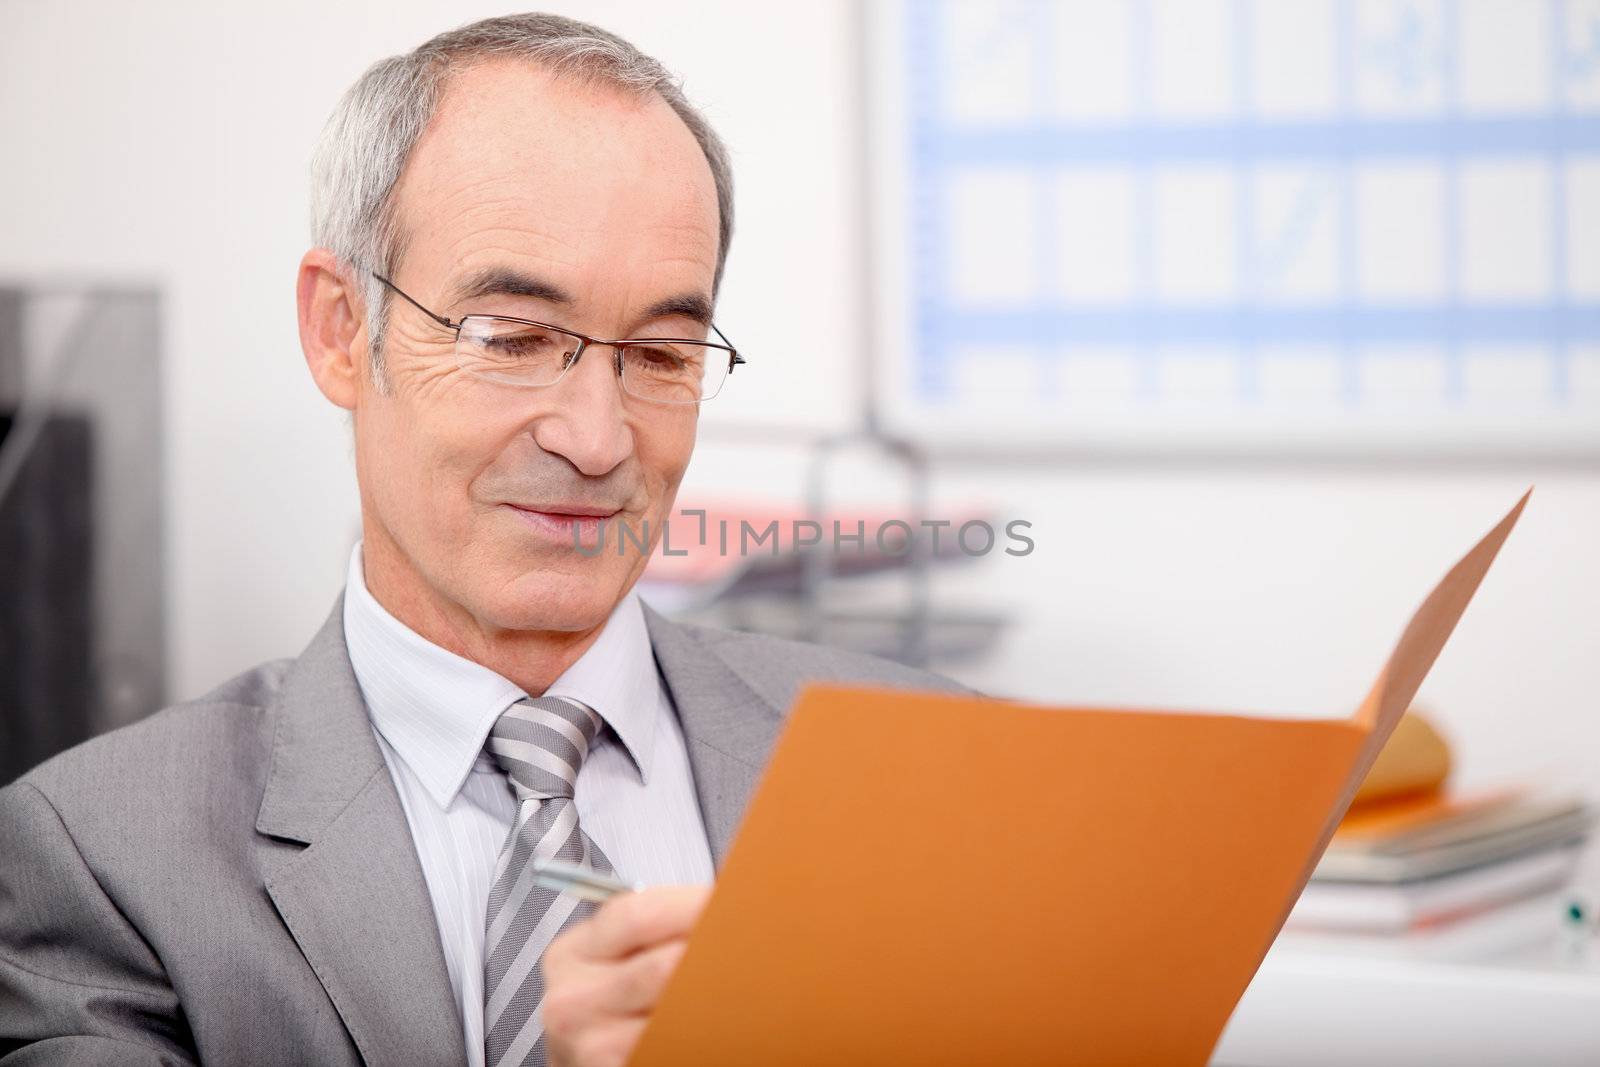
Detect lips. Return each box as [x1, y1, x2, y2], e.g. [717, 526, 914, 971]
[507, 503, 620, 519]
[502, 503, 620, 548]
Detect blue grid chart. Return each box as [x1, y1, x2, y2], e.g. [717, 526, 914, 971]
[899, 0, 1600, 447]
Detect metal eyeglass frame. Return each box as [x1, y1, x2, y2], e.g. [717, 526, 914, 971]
[370, 272, 745, 403]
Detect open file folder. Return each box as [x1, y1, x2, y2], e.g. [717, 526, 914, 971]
[629, 493, 1530, 1067]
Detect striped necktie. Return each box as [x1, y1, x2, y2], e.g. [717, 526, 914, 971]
[482, 695, 615, 1067]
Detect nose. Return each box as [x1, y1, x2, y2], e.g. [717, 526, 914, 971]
[529, 342, 635, 477]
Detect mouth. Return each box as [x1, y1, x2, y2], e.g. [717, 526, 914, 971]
[502, 503, 622, 548]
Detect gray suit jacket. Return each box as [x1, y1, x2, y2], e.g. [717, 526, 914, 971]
[0, 599, 962, 1065]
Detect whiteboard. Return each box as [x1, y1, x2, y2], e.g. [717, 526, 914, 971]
[867, 0, 1600, 454]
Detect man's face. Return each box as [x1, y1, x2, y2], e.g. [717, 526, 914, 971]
[352, 61, 720, 635]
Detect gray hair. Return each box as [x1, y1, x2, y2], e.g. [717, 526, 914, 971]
[308, 12, 734, 383]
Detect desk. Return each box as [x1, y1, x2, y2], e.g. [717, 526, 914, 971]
[1213, 893, 1600, 1066]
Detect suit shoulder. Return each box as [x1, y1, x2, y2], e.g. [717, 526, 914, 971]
[671, 621, 972, 710]
[14, 656, 291, 805]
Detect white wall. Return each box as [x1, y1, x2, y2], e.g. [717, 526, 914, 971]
[1, 0, 862, 681]
[3, 1, 1595, 799]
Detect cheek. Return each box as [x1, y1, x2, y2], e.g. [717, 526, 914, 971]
[360, 394, 505, 522]
[635, 411, 697, 498]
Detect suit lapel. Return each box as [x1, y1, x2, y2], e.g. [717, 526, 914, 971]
[251, 595, 786, 1061]
[643, 606, 785, 868]
[256, 599, 467, 1066]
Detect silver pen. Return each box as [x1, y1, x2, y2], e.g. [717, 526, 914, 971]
[532, 859, 639, 903]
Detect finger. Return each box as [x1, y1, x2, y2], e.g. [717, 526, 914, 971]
[570, 885, 711, 961]
[539, 941, 686, 1058]
[592, 937, 689, 1017]
[565, 1017, 649, 1067]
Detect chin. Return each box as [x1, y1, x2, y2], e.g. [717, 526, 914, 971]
[479, 563, 635, 633]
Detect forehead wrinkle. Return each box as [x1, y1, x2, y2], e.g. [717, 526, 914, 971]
[444, 232, 584, 277]
[430, 189, 586, 258]
[636, 226, 718, 273]
[433, 183, 532, 227]
[427, 179, 603, 267]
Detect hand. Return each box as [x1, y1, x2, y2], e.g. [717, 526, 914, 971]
[541, 884, 710, 1067]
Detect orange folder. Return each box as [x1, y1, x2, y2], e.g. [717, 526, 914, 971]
[630, 493, 1530, 1067]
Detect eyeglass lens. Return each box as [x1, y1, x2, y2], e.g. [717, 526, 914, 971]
[456, 316, 728, 403]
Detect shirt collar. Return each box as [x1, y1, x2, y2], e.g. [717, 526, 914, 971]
[342, 544, 659, 808]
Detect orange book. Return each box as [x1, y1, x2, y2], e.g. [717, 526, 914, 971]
[629, 493, 1529, 1067]
[1333, 787, 1523, 843]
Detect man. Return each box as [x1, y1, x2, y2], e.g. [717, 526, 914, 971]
[0, 13, 959, 1067]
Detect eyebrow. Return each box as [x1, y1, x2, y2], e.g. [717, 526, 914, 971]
[448, 266, 574, 308]
[447, 265, 715, 331]
[638, 293, 715, 330]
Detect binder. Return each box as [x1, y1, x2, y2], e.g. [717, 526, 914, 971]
[630, 493, 1529, 1066]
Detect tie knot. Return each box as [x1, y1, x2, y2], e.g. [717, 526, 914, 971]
[487, 696, 603, 801]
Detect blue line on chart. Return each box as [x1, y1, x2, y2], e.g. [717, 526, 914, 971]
[1336, 0, 1360, 406]
[909, 0, 951, 402]
[920, 115, 1600, 166]
[925, 304, 1600, 348]
[1551, 0, 1573, 400]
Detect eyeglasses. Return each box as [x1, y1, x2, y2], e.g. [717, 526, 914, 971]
[371, 273, 744, 404]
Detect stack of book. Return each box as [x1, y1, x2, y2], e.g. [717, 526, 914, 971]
[1289, 787, 1594, 934]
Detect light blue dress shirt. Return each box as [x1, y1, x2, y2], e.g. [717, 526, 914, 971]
[341, 545, 714, 1067]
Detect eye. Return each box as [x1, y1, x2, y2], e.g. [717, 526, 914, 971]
[630, 344, 689, 369]
[488, 333, 551, 355]
[481, 323, 571, 362]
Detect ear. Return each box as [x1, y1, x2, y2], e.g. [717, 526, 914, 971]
[297, 248, 367, 410]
